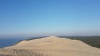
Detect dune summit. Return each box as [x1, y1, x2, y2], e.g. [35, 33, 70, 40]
[0, 36, 100, 56]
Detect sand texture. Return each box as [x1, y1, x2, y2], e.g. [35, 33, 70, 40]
[0, 36, 100, 56]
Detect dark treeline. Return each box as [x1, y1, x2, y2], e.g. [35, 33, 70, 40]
[59, 36, 100, 48]
[25, 36, 48, 41]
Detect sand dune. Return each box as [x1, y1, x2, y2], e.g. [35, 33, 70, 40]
[0, 36, 100, 56]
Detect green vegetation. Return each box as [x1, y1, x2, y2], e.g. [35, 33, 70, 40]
[59, 36, 100, 48]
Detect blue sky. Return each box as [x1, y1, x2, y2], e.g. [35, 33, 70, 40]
[0, 0, 100, 37]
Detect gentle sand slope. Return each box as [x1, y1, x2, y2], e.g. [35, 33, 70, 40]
[0, 36, 100, 56]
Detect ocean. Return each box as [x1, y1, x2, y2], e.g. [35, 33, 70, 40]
[0, 37, 25, 48]
[0, 36, 48, 48]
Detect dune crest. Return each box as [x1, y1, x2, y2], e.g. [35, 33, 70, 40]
[1, 36, 100, 56]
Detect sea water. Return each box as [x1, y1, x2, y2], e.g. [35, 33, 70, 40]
[0, 37, 24, 48]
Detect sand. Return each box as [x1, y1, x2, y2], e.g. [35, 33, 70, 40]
[0, 36, 100, 56]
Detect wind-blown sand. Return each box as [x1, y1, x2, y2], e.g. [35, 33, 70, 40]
[0, 36, 100, 56]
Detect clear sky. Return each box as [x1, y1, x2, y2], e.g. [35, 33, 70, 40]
[0, 0, 100, 37]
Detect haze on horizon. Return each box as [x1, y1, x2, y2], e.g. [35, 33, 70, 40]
[0, 0, 100, 37]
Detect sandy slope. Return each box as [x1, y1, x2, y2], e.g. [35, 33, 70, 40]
[0, 36, 100, 56]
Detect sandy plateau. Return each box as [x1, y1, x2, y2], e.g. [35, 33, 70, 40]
[0, 36, 100, 56]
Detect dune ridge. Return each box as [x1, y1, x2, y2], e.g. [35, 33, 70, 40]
[0, 36, 100, 56]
